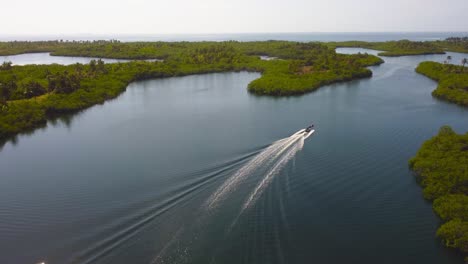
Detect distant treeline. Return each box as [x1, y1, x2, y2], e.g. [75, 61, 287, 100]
[0, 40, 121, 56]
[445, 37, 468, 42]
[436, 37, 468, 54]
[329, 37, 468, 56]
[3, 39, 468, 59]
[328, 40, 446, 56]
[409, 126, 468, 261]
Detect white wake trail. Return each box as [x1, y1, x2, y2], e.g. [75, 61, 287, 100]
[227, 137, 305, 231]
[206, 132, 304, 210]
[240, 137, 304, 213]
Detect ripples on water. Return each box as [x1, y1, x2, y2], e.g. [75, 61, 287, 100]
[69, 149, 262, 264]
[66, 129, 308, 264]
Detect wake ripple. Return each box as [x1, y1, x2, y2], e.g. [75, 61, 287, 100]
[206, 129, 309, 211]
[152, 129, 312, 263]
[241, 137, 304, 212]
[67, 151, 258, 264]
[72, 129, 312, 264]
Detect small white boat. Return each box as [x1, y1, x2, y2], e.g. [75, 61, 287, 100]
[292, 124, 315, 139]
[302, 124, 315, 139]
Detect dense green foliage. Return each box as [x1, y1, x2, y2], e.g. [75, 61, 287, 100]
[0, 60, 232, 139]
[3, 39, 466, 59]
[0, 41, 382, 140]
[52, 40, 181, 59]
[329, 37, 468, 56]
[434, 37, 468, 54]
[0, 40, 73, 55]
[416, 61, 468, 106]
[245, 43, 382, 95]
[247, 58, 376, 95]
[329, 40, 446, 56]
[409, 126, 468, 259]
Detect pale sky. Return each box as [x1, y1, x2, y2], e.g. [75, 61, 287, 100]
[2, 0, 468, 35]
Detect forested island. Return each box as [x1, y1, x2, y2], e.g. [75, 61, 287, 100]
[410, 46, 468, 261]
[435, 37, 468, 54]
[416, 61, 468, 106]
[409, 126, 468, 261]
[3, 38, 468, 59]
[328, 40, 446, 56]
[0, 41, 382, 141]
[329, 37, 468, 56]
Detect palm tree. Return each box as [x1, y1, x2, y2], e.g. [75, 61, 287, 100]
[462, 58, 468, 71]
[1, 61, 12, 70]
[0, 96, 7, 111]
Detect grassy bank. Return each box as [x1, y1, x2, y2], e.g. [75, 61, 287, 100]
[409, 126, 468, 261]
[416, 61, 468, 106]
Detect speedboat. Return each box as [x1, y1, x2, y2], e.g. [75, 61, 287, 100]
[292, 124, 315, 139]
[302, 124, 315, 139]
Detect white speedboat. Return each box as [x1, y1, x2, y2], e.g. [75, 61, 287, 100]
[302, 124, 315, 139]
[292, 124, 315, 139]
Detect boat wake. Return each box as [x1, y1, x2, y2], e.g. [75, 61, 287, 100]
[71, 128, 314, 264]
[150, 128, 314, 263]
[241, 136, 304, 212]
[206, 128, 313, 212]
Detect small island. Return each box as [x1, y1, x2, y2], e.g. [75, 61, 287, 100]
[409, 126, 468, 261]
[329, 37, 468, 57]
[328, 40, 446, 56]
[416, 60, 468, 106]
[435, 37, 468, 54]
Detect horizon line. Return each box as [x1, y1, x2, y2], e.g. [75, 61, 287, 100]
[1, 31, 468, 36]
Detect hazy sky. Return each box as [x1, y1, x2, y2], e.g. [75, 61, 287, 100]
[3, 0, 468, 34]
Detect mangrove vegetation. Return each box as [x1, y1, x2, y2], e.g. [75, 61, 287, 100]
[329, 37, 468, 56]
[409, 126, 468, 260]
[416, 61, 468, 106]
[0, 41, 382, 141]
[328, 40, 446, 56]
[435, 37, 468, 54]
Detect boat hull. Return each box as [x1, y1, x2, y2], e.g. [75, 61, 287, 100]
[292, 128, 315, 139]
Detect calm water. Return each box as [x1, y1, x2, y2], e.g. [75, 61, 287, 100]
[1, 32, 467, 42]
[1, 49, 468, 264]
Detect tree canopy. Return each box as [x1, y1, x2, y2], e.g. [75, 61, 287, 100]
[409, 126, 468, 258]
